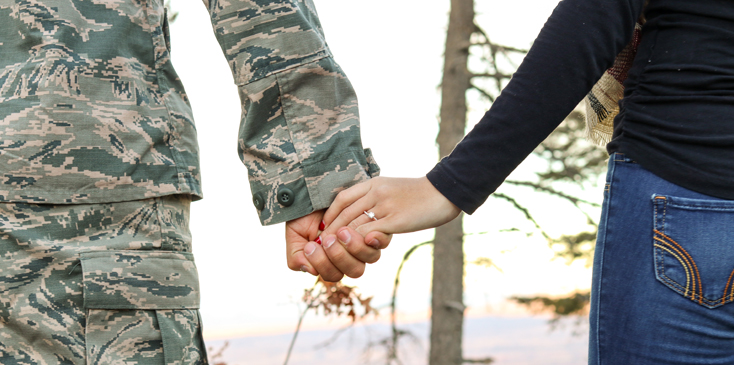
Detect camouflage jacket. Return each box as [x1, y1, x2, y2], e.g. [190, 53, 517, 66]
[0, 0, 378, 225]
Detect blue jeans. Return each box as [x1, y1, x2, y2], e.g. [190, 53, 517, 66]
[589, 153, 734, 364]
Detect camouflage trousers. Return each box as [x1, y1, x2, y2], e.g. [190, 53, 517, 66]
[0, 196, 208, 364]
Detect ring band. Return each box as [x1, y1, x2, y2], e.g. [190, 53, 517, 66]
[364, 210, 377, 221]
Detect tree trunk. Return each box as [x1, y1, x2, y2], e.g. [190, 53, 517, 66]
[430, 0, 474, 364]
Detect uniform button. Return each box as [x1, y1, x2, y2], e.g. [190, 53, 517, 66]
[277, 187, 295, 207]
[252, 192, 265, 210]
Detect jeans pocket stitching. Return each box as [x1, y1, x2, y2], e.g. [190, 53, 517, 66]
[653, 196, 734, 309]
[654, 238, 693, 297]
[654, 231, 704, 304]
[721, 268, 734, 305]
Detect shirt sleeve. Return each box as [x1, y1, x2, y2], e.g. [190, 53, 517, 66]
[202, 0, 379, 225]
[426, 0, 646, 214]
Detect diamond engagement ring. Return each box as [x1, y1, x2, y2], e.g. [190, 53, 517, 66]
[364, 210, 377, 221]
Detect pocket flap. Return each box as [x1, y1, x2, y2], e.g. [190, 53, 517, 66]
[81, 251, 200, 310]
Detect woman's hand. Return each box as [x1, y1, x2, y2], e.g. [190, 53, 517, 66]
[322, 177, 462, 245]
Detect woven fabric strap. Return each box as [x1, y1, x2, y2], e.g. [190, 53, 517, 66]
[583, 22, 643, 146]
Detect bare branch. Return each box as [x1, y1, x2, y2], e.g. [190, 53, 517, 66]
[471, 257, 503, 273]
[207, 341, 229, 365]
[284, 279, 320, 365]
[504, 180, 601, 208]
[470, 84, 496, 103]
[503, 180, 601, 231]
[473, 22, 490, 42]
[471, 72, 515, 80]
[312, 322, 356, 350]
[463, 357, 495, 364]
[386, 229, 494, 363]
[471, 42, 528, 54]
[472, 22, 525, 91]
[389, 240, 433, 362]
[492, 193, 552, 241]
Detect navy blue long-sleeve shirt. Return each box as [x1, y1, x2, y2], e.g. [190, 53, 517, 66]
[428, 0, 734, 213]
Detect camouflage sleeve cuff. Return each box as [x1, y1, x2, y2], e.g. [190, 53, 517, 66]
[237, 56, 379, 226]
[249, 148, 379, 225]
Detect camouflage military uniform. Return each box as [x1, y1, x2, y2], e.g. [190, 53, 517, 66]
[0, 196, 206, 364]
[0, 0, 377, 363]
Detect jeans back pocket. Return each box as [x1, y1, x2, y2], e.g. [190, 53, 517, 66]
[653, 195, 734, 309]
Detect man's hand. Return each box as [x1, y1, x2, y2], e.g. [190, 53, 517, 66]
[285, 210, 325, 276]
[285, 210, 387, 282]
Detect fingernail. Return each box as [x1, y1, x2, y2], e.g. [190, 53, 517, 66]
[319, 221, 326, 231]
[324, 235, 336, 249]
[300, 265, 309, 273]
[368, 239, 380, 249]
[337, 229, 351, 245]
[315, 236, 322, 245]
[304, 242, 316, 256]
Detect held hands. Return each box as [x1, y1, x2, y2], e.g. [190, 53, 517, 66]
[285, 177, 460, 282]
[285, 210, 386, 282]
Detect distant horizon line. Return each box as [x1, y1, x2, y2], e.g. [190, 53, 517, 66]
[203, 307, 566, 341]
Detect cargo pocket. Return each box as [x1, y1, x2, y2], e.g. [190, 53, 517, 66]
[81, 251, 207, 365]
[652, 195, 734, 309]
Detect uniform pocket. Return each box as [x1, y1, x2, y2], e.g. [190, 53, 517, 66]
[81, 251, 207, 365]
[652, 195, 734, 309]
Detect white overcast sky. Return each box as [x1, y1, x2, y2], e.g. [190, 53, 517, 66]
[167, 0, 598, 341]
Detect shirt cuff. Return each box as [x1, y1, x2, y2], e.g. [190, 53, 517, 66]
[249, 148, 379, 225]
[426, 161, 483, 215]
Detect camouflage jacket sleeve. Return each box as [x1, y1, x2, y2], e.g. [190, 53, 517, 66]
[202, 0, 379, 225]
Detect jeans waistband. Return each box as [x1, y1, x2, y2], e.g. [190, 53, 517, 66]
[611, 152, 636, 164]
